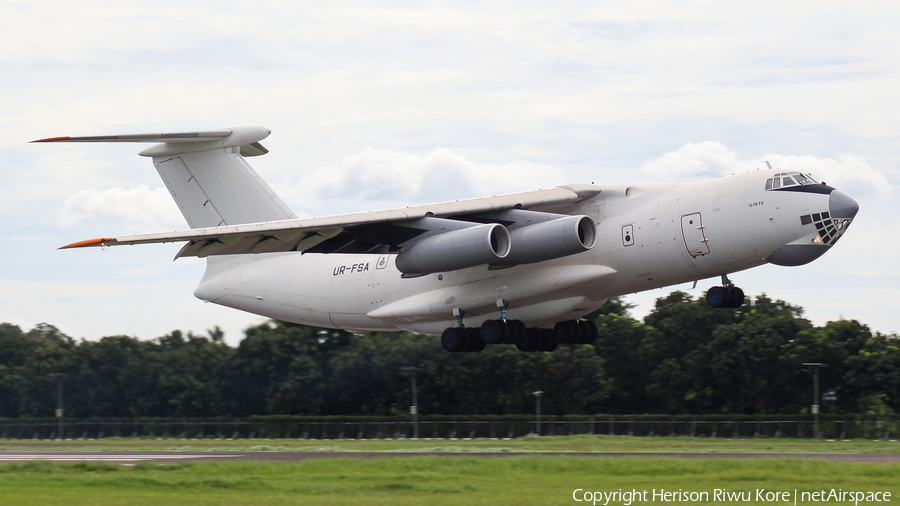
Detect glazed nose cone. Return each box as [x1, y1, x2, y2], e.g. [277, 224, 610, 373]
[829, 190, 859, 219]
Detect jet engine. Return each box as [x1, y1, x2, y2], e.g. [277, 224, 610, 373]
[499, 214, 597, 265]
[396, 222, 510, 275]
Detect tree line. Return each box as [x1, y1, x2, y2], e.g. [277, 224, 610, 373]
[0, 292, 896, 419]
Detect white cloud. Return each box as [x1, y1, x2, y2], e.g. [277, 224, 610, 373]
[640, 141, 739, 180]
[641, 142, 892, 200]
[58, 185, 185, 231]
[278, 147, 569, 215]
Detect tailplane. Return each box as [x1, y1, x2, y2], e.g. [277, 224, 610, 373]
[34, 126, 297, 228]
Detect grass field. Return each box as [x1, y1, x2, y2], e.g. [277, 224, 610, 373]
[2, 434, 900, 453]
[2, 436, 899, 505]
[1, 455, 898, 506]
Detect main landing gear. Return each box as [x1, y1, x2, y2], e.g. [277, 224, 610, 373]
[706, 274, 745, 309]
[440, 318, 599, 353]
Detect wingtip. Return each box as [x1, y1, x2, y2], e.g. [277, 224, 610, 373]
[31, 136, 71, 143]
[59, 237, 114, 249]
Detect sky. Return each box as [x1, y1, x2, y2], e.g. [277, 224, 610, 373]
[2, 1, 898, 345]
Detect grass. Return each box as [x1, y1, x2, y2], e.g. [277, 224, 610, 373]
[0, 456, 898, 505]
[2, 434, 900, 453]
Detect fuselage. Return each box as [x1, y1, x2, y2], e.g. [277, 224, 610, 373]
[193, 168, 855, 334]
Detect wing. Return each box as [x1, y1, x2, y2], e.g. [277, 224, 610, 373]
[60, 184, 601, 261]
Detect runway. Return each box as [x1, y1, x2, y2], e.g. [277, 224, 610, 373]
[1, 451, 899, 464]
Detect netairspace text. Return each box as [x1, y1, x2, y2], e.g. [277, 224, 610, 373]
[572, 489, 892, 505]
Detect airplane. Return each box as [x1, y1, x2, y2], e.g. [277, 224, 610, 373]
[35, 126, 859, 353]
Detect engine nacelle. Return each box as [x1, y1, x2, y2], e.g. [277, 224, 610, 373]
[498, 215, 596, 265]
[396, 223, 511, 275]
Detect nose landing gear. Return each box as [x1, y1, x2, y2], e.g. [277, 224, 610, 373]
[706, 274, 745, 309]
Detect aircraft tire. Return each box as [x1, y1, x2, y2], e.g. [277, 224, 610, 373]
[497, 320, 512, 344]
[441, 327, 466, 352]
[521, 328, 538, 352]
[578, 320, 593, 344]
[554, 321, 575, 344]
[509, 320, 527, 345]
[517, 328, 536, 352]
[480, 320, 504, 344]
[545, 335, 559, 352]
[571, 320, 584, 343]
[527, 328, 542, 352]
[466, 328, 486, 352]
[730, 287, 745, 308]
[540, 328, 555, 352]
[706, 287, 729, 308]
[583, 320, 599, 344]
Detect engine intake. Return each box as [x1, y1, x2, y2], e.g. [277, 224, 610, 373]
[396, 223, 510, 275]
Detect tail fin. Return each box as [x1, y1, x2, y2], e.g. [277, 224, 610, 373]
[34, 126, 297, 228]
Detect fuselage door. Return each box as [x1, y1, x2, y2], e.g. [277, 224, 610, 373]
[681, 212, 710, 257]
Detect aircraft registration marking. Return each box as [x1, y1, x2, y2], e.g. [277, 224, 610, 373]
[333, 263, 370, 276]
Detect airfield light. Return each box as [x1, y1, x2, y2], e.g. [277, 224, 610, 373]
[801, 363, 825, 437]
[47, 373, 66, 439]
[533, 391, 543, 436]
[401, 367, 424, 439]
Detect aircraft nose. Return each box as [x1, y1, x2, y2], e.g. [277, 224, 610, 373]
[829, 190, 859, 219]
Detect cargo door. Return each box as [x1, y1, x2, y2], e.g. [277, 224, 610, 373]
[680, 213, 710, 257]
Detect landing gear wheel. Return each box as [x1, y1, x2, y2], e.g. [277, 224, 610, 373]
[571, 320, 584, 344]
[539, 328, 555, 352]
[517, 328, 538, 352]
[730, 287, 745, 308]
[707, 285, 745, 309]
[578, 320, 598, 344]
[441, 327, 466, 352]
[545, 333, 559, 352]
[554, 321, 575, 344]
[499, 320, 512, 343]
[465, 328, 486, 352]
[480, 319, 504, 344]
[586, 320, 599, 344]
[508, 320, 527, 346]
[706, 286, 729, 308]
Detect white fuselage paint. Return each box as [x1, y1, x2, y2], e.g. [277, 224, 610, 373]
[193, 169, 833, 334]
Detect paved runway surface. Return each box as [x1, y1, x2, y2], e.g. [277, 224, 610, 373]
[1, 451, 899, 464]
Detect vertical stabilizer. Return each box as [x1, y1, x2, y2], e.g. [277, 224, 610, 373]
[152, 147, 296, 228]
[33, 126, 297, 229]
[139, 127, 296, 228]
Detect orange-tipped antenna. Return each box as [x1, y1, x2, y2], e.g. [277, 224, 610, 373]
[30, 136, 72, 143]
[59, 237, 114, 250]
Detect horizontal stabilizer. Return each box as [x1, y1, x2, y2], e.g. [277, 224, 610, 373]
[32, 126, 272, 158]
[32, 129, 233, 143]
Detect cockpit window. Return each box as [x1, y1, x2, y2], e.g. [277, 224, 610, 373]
[765, 171, 819, 190]
[794, 173, 816, 184]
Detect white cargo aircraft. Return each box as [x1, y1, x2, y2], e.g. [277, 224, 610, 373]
[36, 126, 859, 352]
